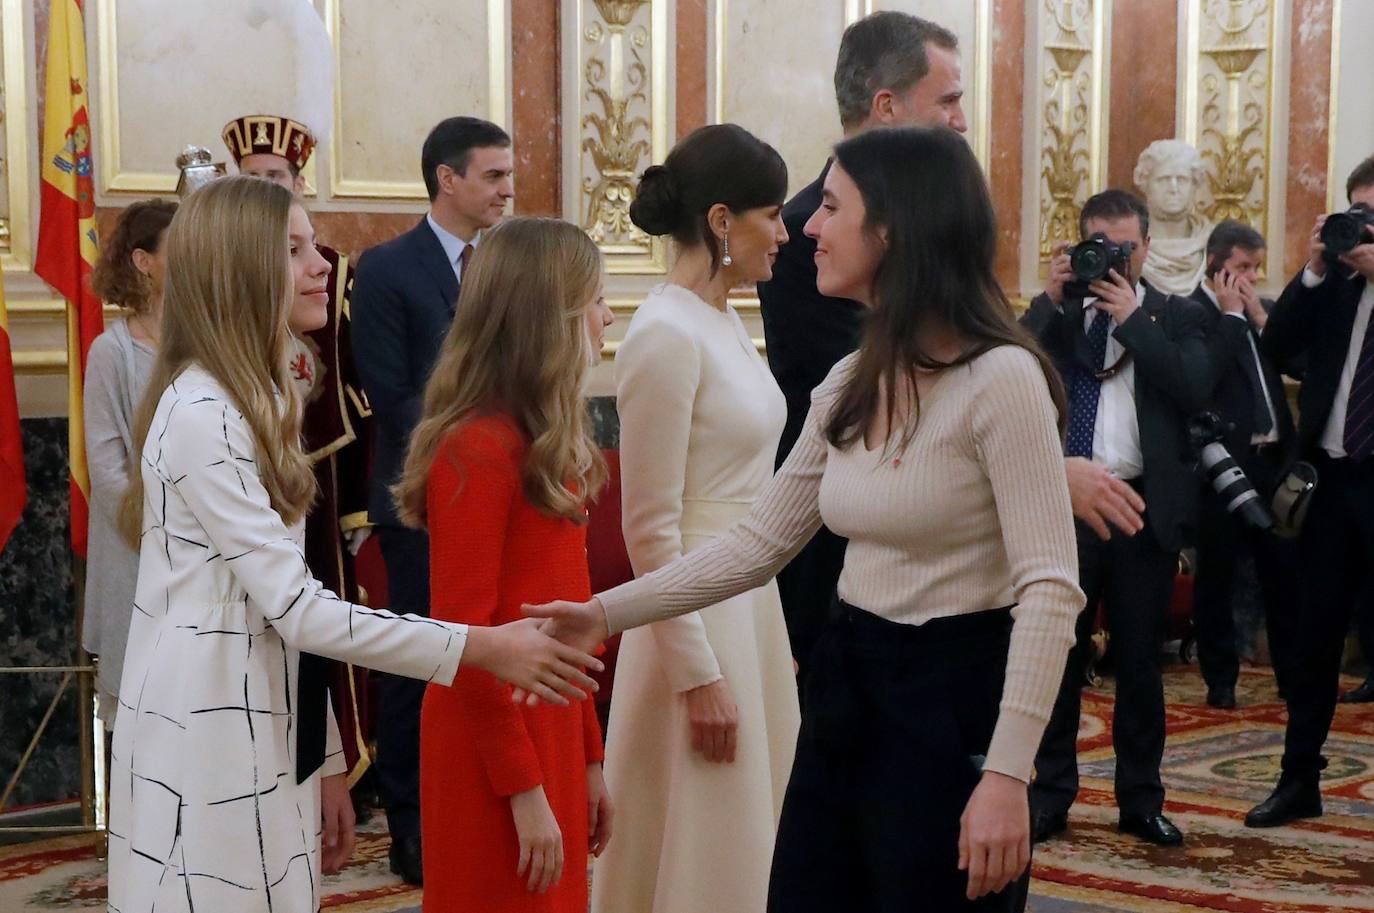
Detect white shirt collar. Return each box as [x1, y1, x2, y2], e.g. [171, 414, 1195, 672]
[1200, 282, 1220, 309]
[426, 212, 479, 269]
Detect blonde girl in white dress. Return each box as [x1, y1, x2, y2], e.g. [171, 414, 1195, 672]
[590, 124, 801, 913]
[106, 176, 602, 913]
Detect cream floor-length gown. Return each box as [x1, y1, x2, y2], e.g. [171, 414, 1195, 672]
[591, 284, 801, 913]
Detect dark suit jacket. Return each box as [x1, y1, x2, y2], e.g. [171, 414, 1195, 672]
[1022, 281, 1211, 552]
[350, 218, 461, 526]
[1190, 285, 1296, 464]
[756, 163, 865, 466]
[1262, 267, 1370, 460]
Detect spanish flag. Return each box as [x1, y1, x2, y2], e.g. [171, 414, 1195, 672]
[0, 272, 24, 553]
[34, 0, 101, 558]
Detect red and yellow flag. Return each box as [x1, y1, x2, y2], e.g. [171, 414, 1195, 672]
[0, 272, 25, 552]
[34, 0, 101, 558]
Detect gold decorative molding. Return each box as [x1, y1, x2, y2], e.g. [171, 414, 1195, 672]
[1182, 0, 1277, 233]
[1037, 0, 1108, 260]
[565, 0, 668, 274]
[1, 0, 34, 274]
[323, 0, 510, 200]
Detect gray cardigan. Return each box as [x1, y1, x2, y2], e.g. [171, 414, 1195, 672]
[80, 318, 155, 719]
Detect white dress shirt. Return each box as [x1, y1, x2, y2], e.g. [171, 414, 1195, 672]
[1304, 267, 1374, 457]
[1083, 285, 1144, 480]
[1199, 283, 1280, 445]
[426, 211, 479, 284]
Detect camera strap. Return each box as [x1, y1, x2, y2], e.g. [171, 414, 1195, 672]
[1092, 350, 1133, 382]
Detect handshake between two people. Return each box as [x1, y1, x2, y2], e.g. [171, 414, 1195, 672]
[498, 599, 611, 707]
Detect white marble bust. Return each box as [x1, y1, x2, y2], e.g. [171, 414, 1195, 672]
[1134, 139, 1212, 296]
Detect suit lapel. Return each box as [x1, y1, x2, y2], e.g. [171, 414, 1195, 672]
[410, 218, 461, 313]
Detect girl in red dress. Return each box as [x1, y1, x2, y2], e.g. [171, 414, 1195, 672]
[394, 217, 616, 912]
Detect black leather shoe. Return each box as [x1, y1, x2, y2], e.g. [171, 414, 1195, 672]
[1338, 677, 1374, 703]
[388, 834, 423, 886]
[1206, 685, 1237, 709]
[1031, 810, 1068, 844]
[1245, 780, 1322, 828]
[1119, 813, 1184, 846]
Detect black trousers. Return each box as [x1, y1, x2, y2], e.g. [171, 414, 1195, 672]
[1033, 518, 1177, 818]
[775, 525, 848, 697]
[767, 603, 1030, 913]
[375, 524, 431, 840]
[1192, 445, 1300, 692]
[1281, 455, 1374, 781]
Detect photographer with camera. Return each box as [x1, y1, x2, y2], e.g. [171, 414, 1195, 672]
[1188, 221, 1300, 711]
[1023, 190, 1210, 848]
[1245, 155, 1374, 829]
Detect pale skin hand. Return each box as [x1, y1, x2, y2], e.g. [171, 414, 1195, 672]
[319, 773, 357, 875]
[511, 785, 564, 893]
[1306, 215, 1329, 278]
[1212, 269, 1247, 316]
[1044, 242, 1074, 305]
[1065, 457, 1145, 539]
[463, 618, 603, 706]
[586, 763, 614, 858]
[1340, 225, 1374, 282]
[684, 678, 739, 763]
[958, 771, 1032, 900]
[512, 600, 611, 706]
[1086, 268, 1139, 324]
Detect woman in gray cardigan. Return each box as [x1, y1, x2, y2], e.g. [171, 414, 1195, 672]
[82, 199, 176, 728]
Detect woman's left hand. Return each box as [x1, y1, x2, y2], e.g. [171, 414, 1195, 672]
[319, 773, 357, 875]
[957, 770, 1030, 900]
[586, 763, 615, 857]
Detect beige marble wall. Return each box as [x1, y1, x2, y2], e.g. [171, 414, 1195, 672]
[1328, 0, 1374, 210]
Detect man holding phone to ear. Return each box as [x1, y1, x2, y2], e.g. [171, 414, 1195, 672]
[1188, 220, 1300, 712]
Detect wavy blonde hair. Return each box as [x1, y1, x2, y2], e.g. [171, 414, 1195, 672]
[119, 177, 316, 543]
[394, 217, 607, 526]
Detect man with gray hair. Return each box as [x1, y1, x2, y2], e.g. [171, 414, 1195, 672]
[757, 11, 966, 694]
[1135, 139, 1213, 295]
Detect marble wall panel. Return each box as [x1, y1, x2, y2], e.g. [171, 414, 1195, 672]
[1284, 0, 1333, 275]
[990, 0, 1026, 294]
[1106, 0, 1177, 193]
[677, 0, 709, 138]
[511, 0, 561, 217]
[713, 0, 849, 199]
[1328, 0, 1374, 211]
[0, 418, 80, 808]
[330, 0, 505, 200]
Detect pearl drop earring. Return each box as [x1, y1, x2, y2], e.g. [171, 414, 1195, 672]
[721, 232, 733, 267]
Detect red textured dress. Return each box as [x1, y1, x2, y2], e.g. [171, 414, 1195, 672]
[419, 415, 604, 913]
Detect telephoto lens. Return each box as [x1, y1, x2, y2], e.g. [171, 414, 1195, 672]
[1187, 413, 1274, 530]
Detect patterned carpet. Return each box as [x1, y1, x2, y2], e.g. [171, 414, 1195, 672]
[2, 667, 1371, 912]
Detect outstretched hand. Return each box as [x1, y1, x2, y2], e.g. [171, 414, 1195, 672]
[463, 618, 602, 706]
[512, 598, 612, 706]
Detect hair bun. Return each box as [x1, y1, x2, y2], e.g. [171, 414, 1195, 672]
[629, 164, 682, 236]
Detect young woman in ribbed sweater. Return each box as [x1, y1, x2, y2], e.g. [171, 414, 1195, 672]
[529, 126, 1085, 912]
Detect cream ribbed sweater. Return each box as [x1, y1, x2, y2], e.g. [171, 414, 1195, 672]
[598, 345, 1084, 782]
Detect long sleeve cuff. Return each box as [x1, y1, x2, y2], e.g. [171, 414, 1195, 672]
[597, 574, 666, 635]
[1302, 266, 1325, 288]
[431, 624, 467, 687]
[339, 511, 371, 533]
[983, 707, 1046, 784]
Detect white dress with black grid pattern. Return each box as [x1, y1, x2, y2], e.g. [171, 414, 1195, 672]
[106, 365, 467, 913]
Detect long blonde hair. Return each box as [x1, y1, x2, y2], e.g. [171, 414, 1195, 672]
[119, 177, 317, 543]
[394, 217, 607, 526]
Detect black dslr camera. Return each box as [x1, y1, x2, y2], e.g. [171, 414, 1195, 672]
[1063, 233, 1137, 299]
[1188, 412, 1274, 531]
[1320, 203, 1374, 259]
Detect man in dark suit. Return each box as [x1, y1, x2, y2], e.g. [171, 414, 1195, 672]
[1246, 156, 1374, 828]
[350, 116, 513, 883]
[760, 12, 1147, 690]
[1024, 190, 1210, 847]
[1189, 220, 1300, 710]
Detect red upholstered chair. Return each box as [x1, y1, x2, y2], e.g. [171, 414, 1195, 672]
[586, 451, 633, 724]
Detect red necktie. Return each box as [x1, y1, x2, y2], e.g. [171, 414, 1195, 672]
[459, 243, 474, 279]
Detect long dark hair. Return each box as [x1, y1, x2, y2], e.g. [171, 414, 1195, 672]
[629, 123, 788, 274]
[823, 126, 1067, 451]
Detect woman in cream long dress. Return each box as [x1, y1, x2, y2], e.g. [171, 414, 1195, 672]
[592, 281, 801, 913]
